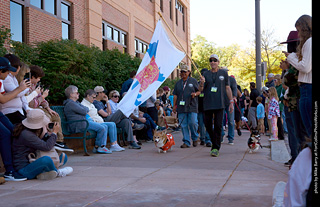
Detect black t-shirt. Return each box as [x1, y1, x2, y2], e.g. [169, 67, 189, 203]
[173, 77, 199, 113]
[249, 88, 260, 107]
[202, 69, 229, 111]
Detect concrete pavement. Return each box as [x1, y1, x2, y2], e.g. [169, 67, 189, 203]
[0, 129, 289, 207]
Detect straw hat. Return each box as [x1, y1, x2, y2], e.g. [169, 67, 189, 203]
[22, 109, 50, 129]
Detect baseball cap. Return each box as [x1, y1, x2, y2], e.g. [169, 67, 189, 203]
[267, 73, 274, 78]
[94, 86, 105, 93]
[0, 57, 17, 72]
[209, 54, 219, 61]
[180, 65, 189, 72]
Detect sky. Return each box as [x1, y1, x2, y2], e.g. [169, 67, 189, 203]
[190, 0, 312, 48]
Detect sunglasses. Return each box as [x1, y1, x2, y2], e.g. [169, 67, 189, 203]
[209, 58, 218, 63]
[113, 95, 120, 98]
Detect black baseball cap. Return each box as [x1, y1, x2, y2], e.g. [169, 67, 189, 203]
[0, 57, 17, 72]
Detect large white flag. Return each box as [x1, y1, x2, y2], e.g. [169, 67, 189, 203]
[118, 20, 185, 117]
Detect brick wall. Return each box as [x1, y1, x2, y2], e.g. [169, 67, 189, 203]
[0, 0, 10, 29]
[0, 0, 11, 51]
[134, 21, 153, 44]
[135, 0, 154, 16]
[70, 0, 88, 45]
[102, 1, 129, 32]
[26, 7, 61, 44]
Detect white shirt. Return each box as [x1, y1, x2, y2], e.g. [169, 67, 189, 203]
[287, 37, 312, 84]
[0, 74, 31, 115]
[109, 100, 118, 114]
[146, 93, 156, 108]
[284, 147, 312, 207]
[80, 98, 104, 123]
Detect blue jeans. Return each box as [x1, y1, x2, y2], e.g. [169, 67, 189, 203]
[0, 112, 14, 173]
[100, 122, 117, 143]
[299, 83, 312, 137]
[197, 112, 211, 144]
[178, 112, 199, 146]
[87, 119, 108, 146]
[284, 106, 307, 160]
[221, 104, 235, 142]
[18, 155, 67, 180]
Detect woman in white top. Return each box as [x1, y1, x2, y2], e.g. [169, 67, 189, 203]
[284, 15, 312, 137]
[1, 54, 31, 125]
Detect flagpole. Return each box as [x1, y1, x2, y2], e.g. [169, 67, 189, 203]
[157, 12, 202, 77]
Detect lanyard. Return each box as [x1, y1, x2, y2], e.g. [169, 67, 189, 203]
[181, 77, 189, 101]
[211, 71, 218, 87]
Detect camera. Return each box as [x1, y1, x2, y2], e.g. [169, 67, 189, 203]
[48, 122, 55, 129]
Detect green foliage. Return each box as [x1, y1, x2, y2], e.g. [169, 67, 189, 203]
[8, 38, 141, 105]
[160, 77, 180, 91]
[0, 26, 11, 56]
[191, 32, 285, 91]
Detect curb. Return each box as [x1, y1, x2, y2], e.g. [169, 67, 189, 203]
[270, 140, 291, 163]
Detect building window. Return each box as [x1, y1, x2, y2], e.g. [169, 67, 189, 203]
[102, 21, 127, 48]
[61, 1, 71, 39]
[30, 0, 42, 9]
[30, 0, 57, 15]
[175, 0, 185, 30]
[182, 7, 185, 31]
[169, 0, 172, 20]
[160, 0, 163, 12]
[45, 0, 56, 15]
[10, 1, 23, 42]
[135, 38, 148, 55]
[61, 1, 70, 20]
[113, 29, 120, 43]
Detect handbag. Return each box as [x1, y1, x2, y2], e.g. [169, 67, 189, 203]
[28, 147, 66, 169]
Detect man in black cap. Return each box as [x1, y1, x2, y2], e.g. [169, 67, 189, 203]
[199, 54, 234, 157]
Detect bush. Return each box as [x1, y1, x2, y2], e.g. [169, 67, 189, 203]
[8, 38, 141, 105]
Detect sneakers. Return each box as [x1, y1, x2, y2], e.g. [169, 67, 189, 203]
[93, 146, 113, 154]
[128, 141, 141, 149]
[132, 123, 144, 131]
[193, 141, 198, 147]
[205, 142, 212, 147]
[228, 140, 234, 145]
[110, 144, 125, 152]
[37, 171, 57, 180]
[57, 167, 73, 177]
[180, 143, 190, 148]
[4, 171, 27, 181]
[156, 126, 166, 131]
[269, 137, 279, 141]
[210, 149, 219, 157]
[55, 142, 74, 152]
[237, 128, 242, 136]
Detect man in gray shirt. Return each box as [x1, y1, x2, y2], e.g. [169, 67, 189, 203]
[199, 54, 234, 157]
[173, 65, 200, 148]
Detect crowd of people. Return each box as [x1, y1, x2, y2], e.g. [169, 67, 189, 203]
[0, 13, 313, 206]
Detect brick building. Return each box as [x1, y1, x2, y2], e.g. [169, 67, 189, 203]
[0, 0, 191, 79]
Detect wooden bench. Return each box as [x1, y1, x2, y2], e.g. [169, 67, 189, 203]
[50, 106, 126, 155]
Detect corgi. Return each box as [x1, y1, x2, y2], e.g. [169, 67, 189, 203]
[248, 129, 262, 153]
[153, 130, 175, 153]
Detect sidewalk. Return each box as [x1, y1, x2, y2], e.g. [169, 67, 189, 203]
[0, 129, 289, 207]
